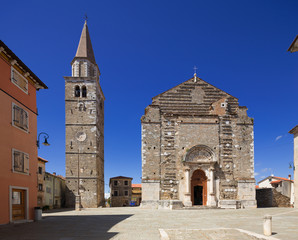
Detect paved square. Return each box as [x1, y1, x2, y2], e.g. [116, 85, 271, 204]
[0, 207, 297, 239]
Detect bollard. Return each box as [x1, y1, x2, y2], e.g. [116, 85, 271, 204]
[263, 215, 272, 236]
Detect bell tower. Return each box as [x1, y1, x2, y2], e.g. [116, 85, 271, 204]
[64, 20, 105, 208]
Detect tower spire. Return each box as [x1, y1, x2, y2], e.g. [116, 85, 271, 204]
[73, 20, 96, 64]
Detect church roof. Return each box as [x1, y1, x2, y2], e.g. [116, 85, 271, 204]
[72, 20, 96, 64]
[152, 76, 238, 100]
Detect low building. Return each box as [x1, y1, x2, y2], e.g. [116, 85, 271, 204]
[131, 184, 142, 206]
[44, 172, 66, 209]
[110, 176, 132, 207]
[0, 40, 47, 224]
[37, 157, 48, 207]
[258, 175, 294, 205]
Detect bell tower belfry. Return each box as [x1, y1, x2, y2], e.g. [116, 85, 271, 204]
[64, 20, 105, 208]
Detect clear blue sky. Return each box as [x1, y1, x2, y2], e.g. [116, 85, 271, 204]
[1, 1, 298, 192]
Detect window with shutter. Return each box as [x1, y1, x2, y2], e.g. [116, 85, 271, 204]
[12, 149, 29, 174]
[12, 103, 29, 132]
[11, 67, 28, 94]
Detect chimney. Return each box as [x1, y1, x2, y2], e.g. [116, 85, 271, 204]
[288, 174, 291, 180]
[53, 172, 56, 176]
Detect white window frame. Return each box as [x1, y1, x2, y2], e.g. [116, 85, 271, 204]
[12, 102, 29, 133]
[9, 186, 29, 223]
[11, 67, 28, 94]
[12, 148, 29, 175]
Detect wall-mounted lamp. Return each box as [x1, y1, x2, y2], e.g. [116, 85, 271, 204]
[37, 132, 50, 148]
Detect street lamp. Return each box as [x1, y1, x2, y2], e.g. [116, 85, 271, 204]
[37, 132, 50, 148]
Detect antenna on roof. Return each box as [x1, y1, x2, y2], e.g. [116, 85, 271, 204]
[193, 66, 198, 82]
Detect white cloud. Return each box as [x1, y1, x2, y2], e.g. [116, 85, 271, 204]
[275, 135, 282, 141]
[254, 172, 259, 176]
[261, 168, 272, 173]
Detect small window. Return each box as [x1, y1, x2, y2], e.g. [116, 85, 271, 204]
[113, 180, 118, 186]
[124, 190, 128, 196]
[12, 103, 29, 132]
[75, 86, 80, 97]
[12, 149, 29, 174]
[221, 103, 226, 108]
[11, 67, 28, 94]
[124, 180, 128, 186]
[46, 187, 51, 194]
[82, 86, 87, 98]
[38, 167, 42, 174]
[38, 184, 43, 191]
[114, 190, 118, 196]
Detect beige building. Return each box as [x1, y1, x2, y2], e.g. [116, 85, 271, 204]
[37, 157, 48, 207]
[289, 126, 298, 208]
[64, 20, 105, 208]
[44, 172, 66, 209]
[288, 37, 298, 209]
[141, 74, 256, 209]
[110, 176, 132, 207]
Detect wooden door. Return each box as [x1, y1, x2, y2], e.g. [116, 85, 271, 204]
[12, 189, 26, 221]
[191, 170, 207, 206]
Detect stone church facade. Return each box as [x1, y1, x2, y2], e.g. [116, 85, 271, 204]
[141, 75, 256, 209]
[64, 21, 105, 208]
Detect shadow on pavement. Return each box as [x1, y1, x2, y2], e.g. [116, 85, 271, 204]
[0, 214, 133, 240]
[42, 207, 75, 213]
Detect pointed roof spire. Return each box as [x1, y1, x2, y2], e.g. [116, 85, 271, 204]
[73, 20, 96, 64]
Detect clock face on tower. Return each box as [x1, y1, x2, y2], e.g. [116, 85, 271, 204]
[76, 131, 87, 142]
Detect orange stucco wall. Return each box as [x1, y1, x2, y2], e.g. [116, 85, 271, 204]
[0, 54, 38, 224]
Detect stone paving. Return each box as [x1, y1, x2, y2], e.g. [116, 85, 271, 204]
[0, 207, 297, 240]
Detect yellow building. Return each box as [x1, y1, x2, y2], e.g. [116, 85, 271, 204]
[37, 157, 48, 207]
[131, 184, 142, 206]
[44, 172, 65, 209]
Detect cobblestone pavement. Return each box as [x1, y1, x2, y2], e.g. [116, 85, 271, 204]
[0, 207, 297, 240]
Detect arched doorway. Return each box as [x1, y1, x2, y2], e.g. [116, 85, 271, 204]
[191, 169, 207, 206]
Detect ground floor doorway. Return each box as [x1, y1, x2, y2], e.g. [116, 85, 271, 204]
[191, 169, 207, 206]
[11, 188, 26, 221]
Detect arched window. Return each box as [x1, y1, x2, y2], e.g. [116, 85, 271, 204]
[82, 86, 87, 98]
[74, 86, 80, 97]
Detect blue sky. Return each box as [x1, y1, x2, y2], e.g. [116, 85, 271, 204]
[1, 0, 298, 193]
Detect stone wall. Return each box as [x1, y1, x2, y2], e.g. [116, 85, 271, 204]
[64, 76, 104, 208]
[256, 188, 291, 208]
[141, 76, 256, 209]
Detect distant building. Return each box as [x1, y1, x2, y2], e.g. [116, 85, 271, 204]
[44, 172, 66, 209]
[110, 176, 132, 207]
[37, 157, 48, 207]
[289, 125, 298, 208]
[131, 184, 142, 206]
[0, 40, 47, 224]
[258, 175, 294, 205]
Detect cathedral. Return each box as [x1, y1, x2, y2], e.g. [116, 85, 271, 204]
[141, 74, 256, 209]
[64, 21, 105, 208]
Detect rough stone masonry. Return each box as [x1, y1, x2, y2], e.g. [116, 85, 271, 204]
[64, 21, 105, 208]
[141, 74, 256, 209]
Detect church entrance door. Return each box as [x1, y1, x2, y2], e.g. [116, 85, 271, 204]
[191, 169, 207, 206]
